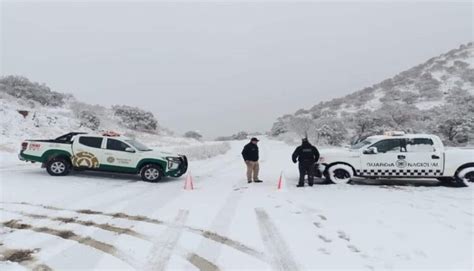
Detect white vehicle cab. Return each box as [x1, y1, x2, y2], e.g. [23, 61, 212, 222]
[19, 132, 188, 182]
[318, 132, 474, 187]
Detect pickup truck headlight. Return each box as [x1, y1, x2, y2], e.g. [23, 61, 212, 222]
[166, 157, 181, 162]
[166, 157, 181, 170]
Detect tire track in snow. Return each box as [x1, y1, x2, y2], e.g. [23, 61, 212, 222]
[145, 209, 188, 271]
[2, 219, 139, 269]
[1, 208, 146, 239]
[2, 201, 266, 262]
[255, 208, 300, 271]
[0, 246, 53, 271]
[186, 253, 220, 271]
[194, 173, 260, 264]
[3, 208, 220, 271]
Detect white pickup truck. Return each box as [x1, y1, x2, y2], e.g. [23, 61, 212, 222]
[19, 132, 188, 182]
[318, 132, 474, 187]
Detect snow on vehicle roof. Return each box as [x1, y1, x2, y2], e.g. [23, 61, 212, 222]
[76, 133, 132, 140]
[368, 134, 438, 140]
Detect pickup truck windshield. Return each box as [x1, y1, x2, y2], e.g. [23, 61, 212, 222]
[350, 140, 374, 150]
[125, 139, 152, 151]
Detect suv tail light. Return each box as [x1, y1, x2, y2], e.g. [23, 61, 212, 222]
[21, 142, 28, 151]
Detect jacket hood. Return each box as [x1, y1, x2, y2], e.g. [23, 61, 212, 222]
[301, 141, 312, 147]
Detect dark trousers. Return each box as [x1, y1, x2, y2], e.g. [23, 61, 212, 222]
[298, 161, 315, 185]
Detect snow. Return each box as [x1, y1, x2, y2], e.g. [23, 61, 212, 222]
[415, 100, 444, 110]
[1, 138, 473, 270]
[361, 90, 384, 111]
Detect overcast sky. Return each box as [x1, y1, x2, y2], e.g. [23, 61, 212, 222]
[1, 1, 472, 138]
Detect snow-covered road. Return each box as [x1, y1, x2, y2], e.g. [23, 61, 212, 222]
[1, 139, 473, 270]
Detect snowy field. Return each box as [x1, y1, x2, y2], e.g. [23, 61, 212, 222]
[1, 139, 473, 270]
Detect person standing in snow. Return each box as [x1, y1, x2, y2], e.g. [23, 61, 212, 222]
[292, 138, 320, 187]
[242, 138, 263, 183]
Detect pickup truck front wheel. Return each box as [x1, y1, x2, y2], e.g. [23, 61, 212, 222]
[46, 157, 71, 176]
[326, 164, 354, 184]
[455, 167, 474, 187]
[140, 164, 163, 182]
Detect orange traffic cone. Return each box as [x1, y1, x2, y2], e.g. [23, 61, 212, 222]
[277, 171, 286, 191]
[184, 173, 194, 190]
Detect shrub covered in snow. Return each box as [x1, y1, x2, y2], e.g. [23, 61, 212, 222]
[0, 75, 68, 107]
[174, 142, 231, 160]
[183, 130, 203, 140]
[430, 90, 474, 145]
[215, 131, 248, 141]
[78, 111, 101, 131]
[112, 105, 159, 132]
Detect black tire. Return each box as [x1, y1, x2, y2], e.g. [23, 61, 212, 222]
[326, 164, 354, 184]
[46, 157, 71, 176]
[455, 167, 474, 187]
[453, 177, 469, 187]
[322, 171, 333, 184]
[140, 164, 163, 182]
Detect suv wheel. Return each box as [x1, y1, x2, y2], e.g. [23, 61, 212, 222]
[46, 157, 71, 176]
[327, 164, 354, 184]
[141, 164, 163, 182]
[455, 167, 474, 187]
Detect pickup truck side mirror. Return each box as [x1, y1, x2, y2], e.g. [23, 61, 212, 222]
[125, 147, 135, 153]
[363, 147, 378, 155]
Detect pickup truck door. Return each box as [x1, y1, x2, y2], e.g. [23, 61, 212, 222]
[72, 136, 104, 169]
[102, 138, 138, 171]
[360, 138, 403, 177]
[402, 137, 444, 177]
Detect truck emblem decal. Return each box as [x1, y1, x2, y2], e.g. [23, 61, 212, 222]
[396, 160, 407, 168]
[72, 152, 99, 168]
[107, 156, 115, 163]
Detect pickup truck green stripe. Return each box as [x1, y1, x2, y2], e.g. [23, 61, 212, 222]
[42, 150, 71, 160]
[137, 159, 168, 172]
[20, 152, 43, 163]
[98, 164, 138, 174]
[20, 149, 71, 163]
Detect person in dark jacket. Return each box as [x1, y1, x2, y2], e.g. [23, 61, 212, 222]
[292, 138, 320, 187]
[242, 137, 262, 183]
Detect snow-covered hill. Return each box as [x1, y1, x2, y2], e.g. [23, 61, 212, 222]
[272, 43, 474, 146]
[0, 75, 175, 148]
